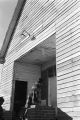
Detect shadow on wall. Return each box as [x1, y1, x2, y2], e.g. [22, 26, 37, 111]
[57, 108, 73, 120]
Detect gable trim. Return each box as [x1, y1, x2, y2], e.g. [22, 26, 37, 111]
[0, 0, 26, 64]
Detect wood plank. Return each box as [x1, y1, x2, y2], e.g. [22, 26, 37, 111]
[57, 46, 80, 62]
[1, 62, 14, 110]
[56, 28, 80, 50]
[57, 67, 80, 79]
[57, 23, 80, 44]
[58, 84, 80, 94]
[56, 4, 80, 28]
[58, 74, 80, 84]
[58, 101, 74, 107]
[58, 96, 74, 104]
[56, 11, 80, 35]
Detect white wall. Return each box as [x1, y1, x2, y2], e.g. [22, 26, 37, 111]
[2, 0, 80, 119]
[1, 62, 14, 110]
[56, 1, 80, 119]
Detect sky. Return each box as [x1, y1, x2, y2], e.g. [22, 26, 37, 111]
[0, 0, 18, 49]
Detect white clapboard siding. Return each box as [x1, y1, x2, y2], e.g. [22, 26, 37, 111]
[14, 62, 41, 94]
[56, 0, 79, 22]
[5, 22, 55, 67]
[6, 0, 79, 65]
[57, 84, 80, 94]
[58, 62, 80, 77]
[56, 1, 80, 27]
[1, 0, 80, 119]
[56, 1, 80, 119]
[57, 74, 80, 85]
[58, 95, 77, 104]
[7, 0, 57, 55]
[1, 62, 14, 110]
[56, 10, 80, 37]
[57, 55, 80, 73]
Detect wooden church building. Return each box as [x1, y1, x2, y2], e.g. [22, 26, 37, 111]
[0, 0, 80, 119]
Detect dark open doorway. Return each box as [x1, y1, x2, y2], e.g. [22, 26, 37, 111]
[13, 80, 27, 118]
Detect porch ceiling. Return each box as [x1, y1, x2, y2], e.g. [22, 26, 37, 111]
[17, 34, 56, 65]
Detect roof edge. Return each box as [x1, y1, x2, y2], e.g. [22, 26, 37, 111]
[0, 0, 26, 64]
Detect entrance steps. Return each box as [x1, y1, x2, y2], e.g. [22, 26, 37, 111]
[26, 106, 73, 120]
[27, 106, 56, 120]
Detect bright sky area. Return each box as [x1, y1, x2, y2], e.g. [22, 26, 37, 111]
[0, 0, 18, 82]
[0, 0, 18, 49]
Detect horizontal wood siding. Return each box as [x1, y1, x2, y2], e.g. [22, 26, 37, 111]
[56, 1, 80, 119]
[0, 62, 14, 110]
[1, 0, 80, 120]
[6, 0, 56, 64]
[6, 0, 79, 64]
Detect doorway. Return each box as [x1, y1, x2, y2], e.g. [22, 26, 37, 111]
[41, 65, 57, 107]
[15, 33, 57, 107]
[13, 80, 27, 118]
